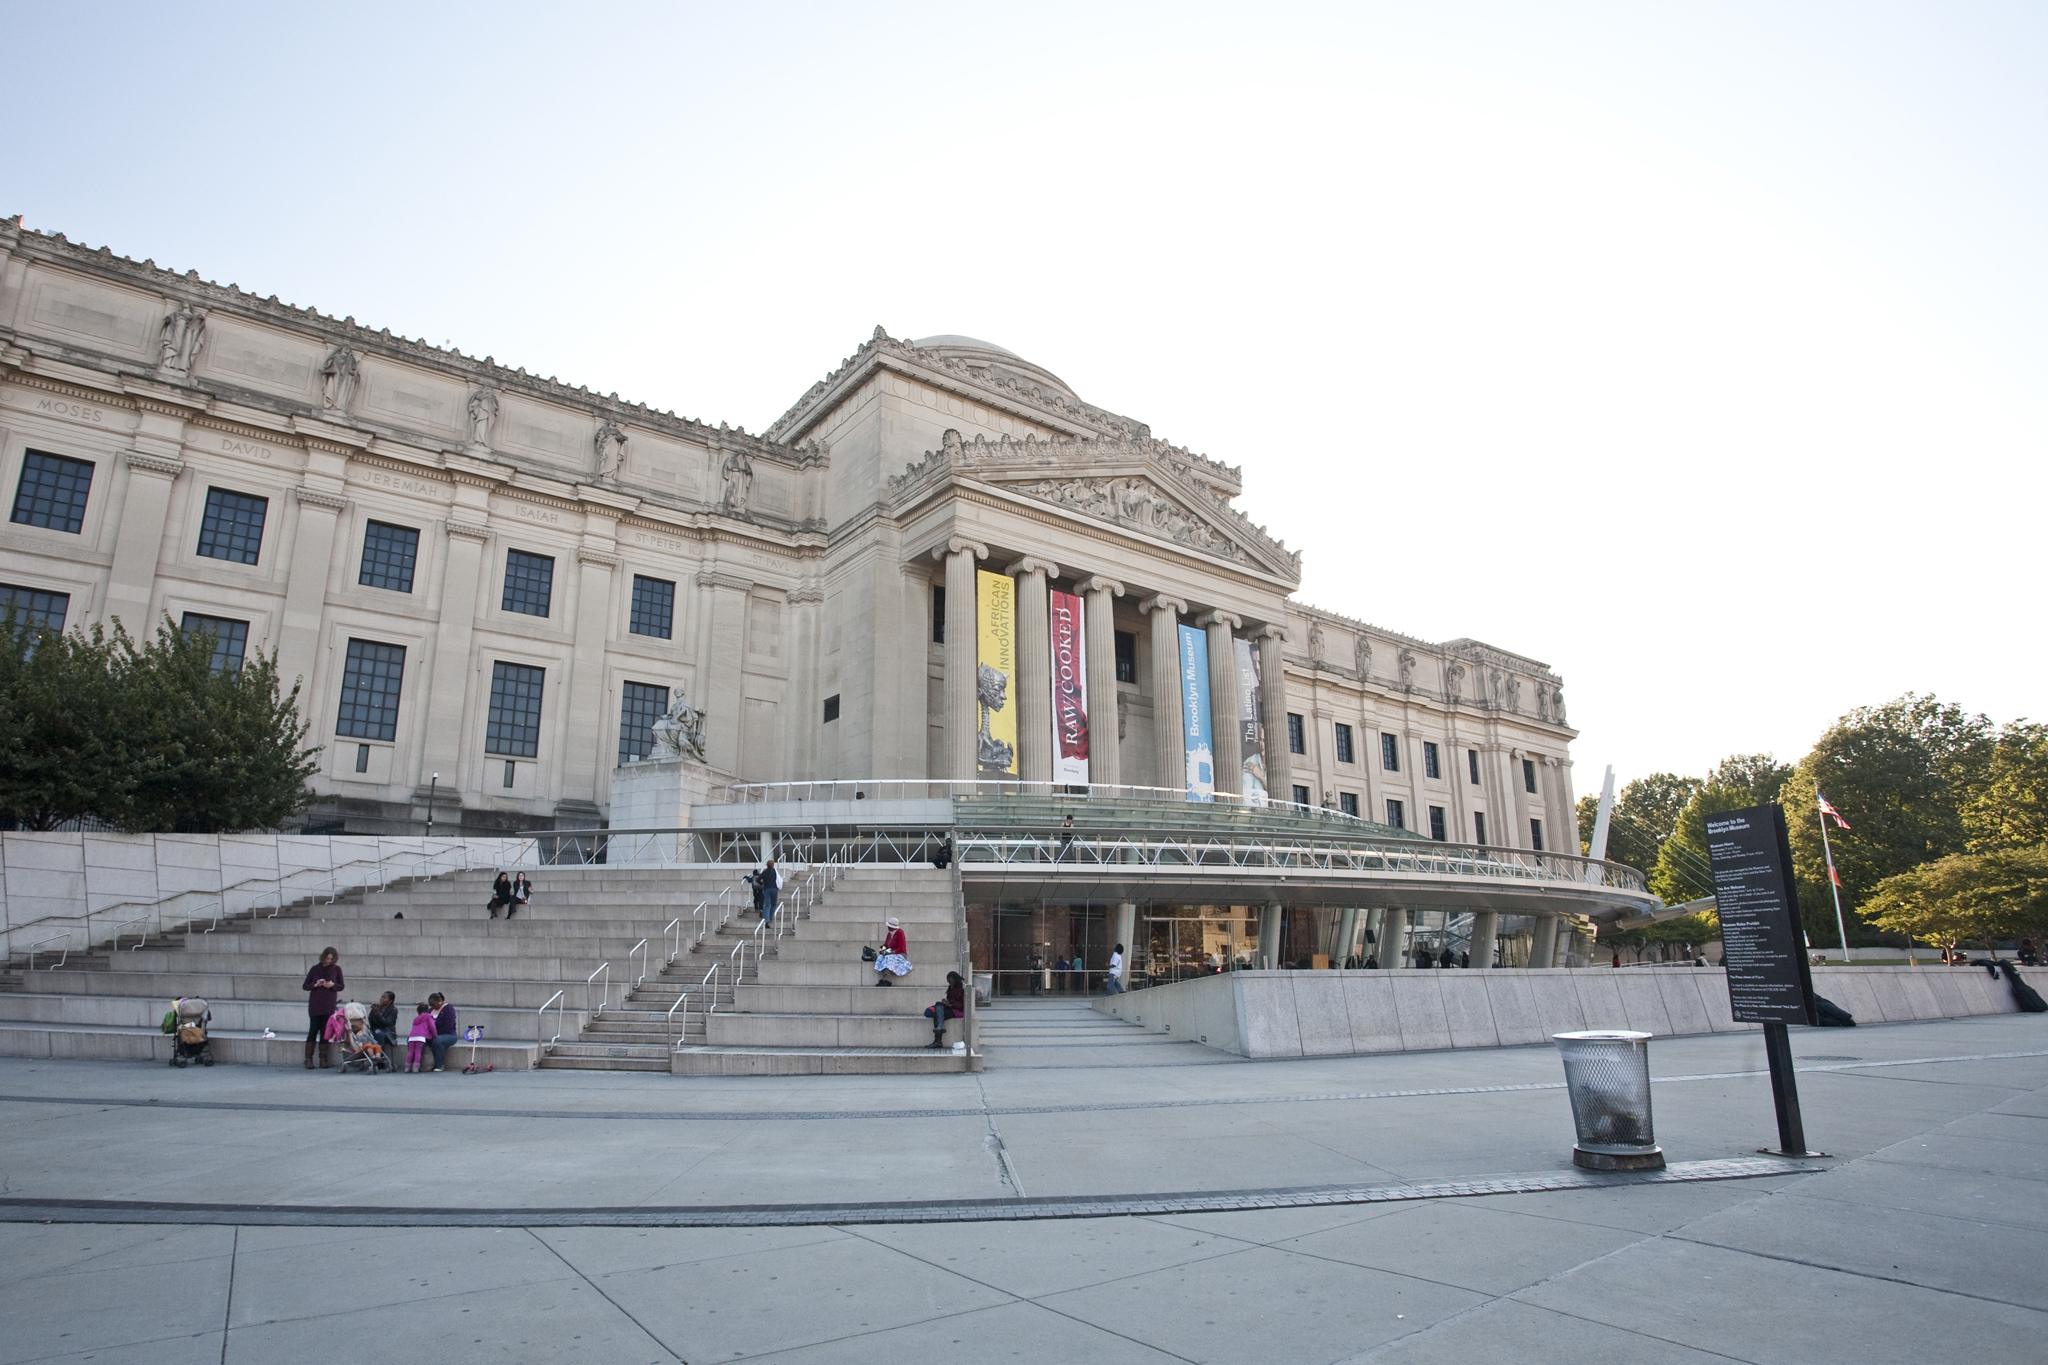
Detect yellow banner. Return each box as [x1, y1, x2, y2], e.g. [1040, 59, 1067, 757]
[975, 568, 1018, 776]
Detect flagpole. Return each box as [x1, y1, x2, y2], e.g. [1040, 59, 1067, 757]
[1813, 780, 1853, 964]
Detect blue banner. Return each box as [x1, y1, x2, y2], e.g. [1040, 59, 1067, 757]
[1178, 624, 1214, 802]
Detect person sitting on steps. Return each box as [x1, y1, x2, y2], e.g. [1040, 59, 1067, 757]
[925, 971, 966, 1048]
[874, 918, 910, 985]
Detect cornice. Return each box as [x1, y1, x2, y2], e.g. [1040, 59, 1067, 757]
[446, 520, 491, 542]
[123, 451, 185, 477]
[695, 569, 754, 592]
[1, 366, 138, 411]
[576, 548, 621, 569]
[349, 451, 454, 485]
[294, 488, 350, 512]
[787, 586, 825, 604]
[948, 484, 1299, 593]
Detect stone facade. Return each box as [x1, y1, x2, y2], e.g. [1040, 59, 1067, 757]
[0, 221, 1577, 844]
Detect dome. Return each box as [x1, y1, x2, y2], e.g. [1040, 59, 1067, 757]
[909, 334, 1081, 404]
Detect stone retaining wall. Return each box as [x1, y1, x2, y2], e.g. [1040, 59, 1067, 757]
[1092, 965, 2036, 1058]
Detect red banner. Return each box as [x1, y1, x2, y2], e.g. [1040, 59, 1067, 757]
[1049, 588, 1089, 780]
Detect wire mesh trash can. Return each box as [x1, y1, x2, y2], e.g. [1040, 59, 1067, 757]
[1553, 1030, 1664, 1171]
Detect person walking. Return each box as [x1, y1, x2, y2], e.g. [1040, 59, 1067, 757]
[758, 858, 780, 926]
[426, 992, 458, 1072]
[301, 947, 344, 1069]
[1106, 942, 1126, 994]
[924, 971, 966, 1048]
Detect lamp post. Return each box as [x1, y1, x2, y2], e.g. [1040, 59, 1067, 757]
[426, 772, 438, 838]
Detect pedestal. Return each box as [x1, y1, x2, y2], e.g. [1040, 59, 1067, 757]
[608, 758, 733, 862]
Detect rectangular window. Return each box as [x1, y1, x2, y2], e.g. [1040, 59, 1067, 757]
[1287, 713, 1306, 755]
[354, 743, 370, 773]
[1339, 792, 1359, 818]
[931, 585, 945, 644]
[1385, 799, 1405, 830]
[1334, 723, 1355, 764]
[1423, 741, 1441, 780]
[196, 487, 268, 564]
[0, 584, 70, 631]
[1114, 630, 1137, 684]
[823, 693, 840, 723]
[485, 661, 545, 757]
[1530, 818, 1545, 852]
[357, 521, 419, 593]
[1524, 758, 1538, 794]
[10, 451, 95, 534]
[1428, 805, 1446, 841]
[629, 575, 675, 639]
[1381, 733, 1400, 771]
[180, 613, 250, 675]
[1291, 784, 1311, 808]
[334, 638, 405, 741]
[1474, 811, 1488, 844]
[501, 551, 554, 618]
[616, 679, 668, 765]
[1469, 748, 1481, 784]
[503, 760, 517, 788]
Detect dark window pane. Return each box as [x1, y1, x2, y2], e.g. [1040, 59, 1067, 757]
[334, 638, 405, 741]
[1423, 741, 1441, 780]
[1113, 630, 1136, 684]
[1474, 811, 1488, 844]
[1287, 713, 1305, 755]
[358, 521, 419, 593]
[1468, 749, 1481, 784]
[1428, 805, 1446, 841]
[1385, 799, 1405, 829]
[1291, 784, 1310, 808]
[1524, 758, 1538, 793]
[1339, 792, 1359, 818]
[501, 550, 554, 617]
[0, 584, 70, 631]
[486, 662, 545, 757]
[822, 694, 840, 723]
[10, 451, 94, 533]
[1334, 724, 1354, 764]
[931, 585, 946, 645]
[629, 575, 675, 639]
[1530, 818, 1545, 852]
[617, 679, 667, 765]
[1381, 733, 1400, 771]
[180, 613, 249, 675]
[196, 488, 268, 564]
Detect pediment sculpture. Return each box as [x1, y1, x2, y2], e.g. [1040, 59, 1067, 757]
[1009, 473, 1244, 562]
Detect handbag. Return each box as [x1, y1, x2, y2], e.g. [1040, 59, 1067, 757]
[861, 945, 878, 962]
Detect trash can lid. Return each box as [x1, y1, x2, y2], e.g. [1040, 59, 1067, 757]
[1552, 1030, 1652, 1042]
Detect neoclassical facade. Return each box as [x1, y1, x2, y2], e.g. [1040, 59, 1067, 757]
[0, 219, 1579, 848]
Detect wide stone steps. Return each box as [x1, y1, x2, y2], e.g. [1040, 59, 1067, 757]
[669, 1045, 964, 1076]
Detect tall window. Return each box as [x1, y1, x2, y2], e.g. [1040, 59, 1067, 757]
[629, 575, 675, 639]
[11, 451, 94, 534]
[1334, 723, 1355, 764]
[334, 639, 406, 741]
[1339, 792, 1359, 818]
[1428, 805, 1447, 841]
[1384, 799, 1405, 830]
[358, 521, 419, 593]
[1381, 733, 1400, 771]
[931, 585, 946, 644]
[1523, 758, 1538, 794]
[1114, 630, 1137, 684]
[181, 613, 249, 674]
[1530, 818, 1545, 851]
[1468, 748, 1481, 784]
[1423, 741, 1441, 780]
[822, 694, 840, 722]
[196, 488, 268, 564]
[0, 584, 70, 631]
[1473, 811, 1488, 844]
[616, 679, 668, 765]
[485, 662, 545, 757]
[501, 550, 554, 617]
[1287, 713, 1305, 755]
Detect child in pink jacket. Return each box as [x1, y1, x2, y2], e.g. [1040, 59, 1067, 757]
[405, 1004, 437, 1073]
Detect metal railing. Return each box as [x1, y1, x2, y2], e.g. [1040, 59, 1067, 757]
[537, 989, 567, 1051]
[25, 933, 71, 970]
[586, 962, 611, 1020]
[628, 938, 651, 991]
[112, 915, 149, 951]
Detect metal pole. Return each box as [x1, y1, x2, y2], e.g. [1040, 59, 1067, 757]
[1812, 780, 1852, 963]
[1761, 1021, 1813, 1156]
[426, 772, 438, 839]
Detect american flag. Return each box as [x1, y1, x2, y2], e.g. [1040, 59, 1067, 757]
[1816, 792, 1851, 831]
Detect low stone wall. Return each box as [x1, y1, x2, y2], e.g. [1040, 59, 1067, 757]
[1092, 964, 2036, 1059]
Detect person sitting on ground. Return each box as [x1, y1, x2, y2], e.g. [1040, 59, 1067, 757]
[874, 918, 910, 985]
[427, 992, 459, 1071]
[405, 1002, 436, 1073]
[510, 872, 532, 917]
[924, 971, 966, 1049]
[488, 871, 514, 920]
[368, 991, 399, 1053]
[931, 837, 953, 870]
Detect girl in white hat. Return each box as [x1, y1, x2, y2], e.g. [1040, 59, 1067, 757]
[874, 916, 911, 985]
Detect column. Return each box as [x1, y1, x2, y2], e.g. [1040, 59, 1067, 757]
[560, 548, 619, 805]
[419, 521, 490, 785]
[1378, 908, 1408, 968]
[1256, 626, 1290, 804]
[1258, 902, 1283, 969]
[696, 573, 752, 775]
[1113, 902, 1137, 973]
[941, 540, 987, 783]
[1469, 910, 1499, 968]
[274, 489, 347, 693]
[98, 453, 184, 629]
[1529, 913, 1558, 969]
[1078, 576, 1123, 790]
[1336, 908, 1359, 966]
[1200, 612, 1242, 799]
[1008, 558, 1057, 785]
[1141, 594, 1187, 795]
[1509, 748, 1535, 850]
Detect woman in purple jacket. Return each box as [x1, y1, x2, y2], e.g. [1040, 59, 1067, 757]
[427, 992, 459, 1072]
[302, 947, 344, 1069]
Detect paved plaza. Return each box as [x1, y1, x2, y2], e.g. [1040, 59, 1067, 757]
[1, 1002, 2043, 1363]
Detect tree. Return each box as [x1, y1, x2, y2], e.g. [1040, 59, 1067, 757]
[0, 611, 124, 829]
[1964, 720, 2048, 853]
[1650, 753, 1793, 904]
[1864, 847, 2048, 952]
[1577, 772, 1702, 879]
[1782, 694, 1995, 946]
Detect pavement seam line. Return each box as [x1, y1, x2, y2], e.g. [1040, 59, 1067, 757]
[218, 1225, 237, 1365]
[1663, 1229, 2048, 1312]
[526, 1228, 688, 1364]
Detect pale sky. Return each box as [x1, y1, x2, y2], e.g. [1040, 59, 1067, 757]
[5, 1, 2042, 792]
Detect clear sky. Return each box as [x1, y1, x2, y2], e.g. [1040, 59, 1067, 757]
[4, 1, 2042, 792]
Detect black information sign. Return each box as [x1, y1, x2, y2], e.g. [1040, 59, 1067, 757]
[1705, 803, 1817, 1027]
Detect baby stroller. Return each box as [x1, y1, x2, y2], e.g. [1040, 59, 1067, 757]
[338, 1001, 395, 1075]
[164, 998, 215, 1068]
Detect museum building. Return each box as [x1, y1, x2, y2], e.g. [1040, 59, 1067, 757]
[0, 218, 1618, 977]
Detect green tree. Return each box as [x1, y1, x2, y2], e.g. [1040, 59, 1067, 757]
[1864, 847, 2048, 953]
[1782, 693, 1995, 947]
[1577, 772, 1702, 877]
[1963, 720, 2048, 852]
[1650, 753, 1794, 904]
[108, 616, 321, 833]
[0, 611, 125, 829]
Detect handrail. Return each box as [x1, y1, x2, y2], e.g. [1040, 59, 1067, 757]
[628, 938, 650, 990]
[112, 914, 149, 951]
[26, 932, 71, 970]
[586, 962, 611, 1020]
[662, 917, 683, 966]
[537, 989, 566, 1050]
